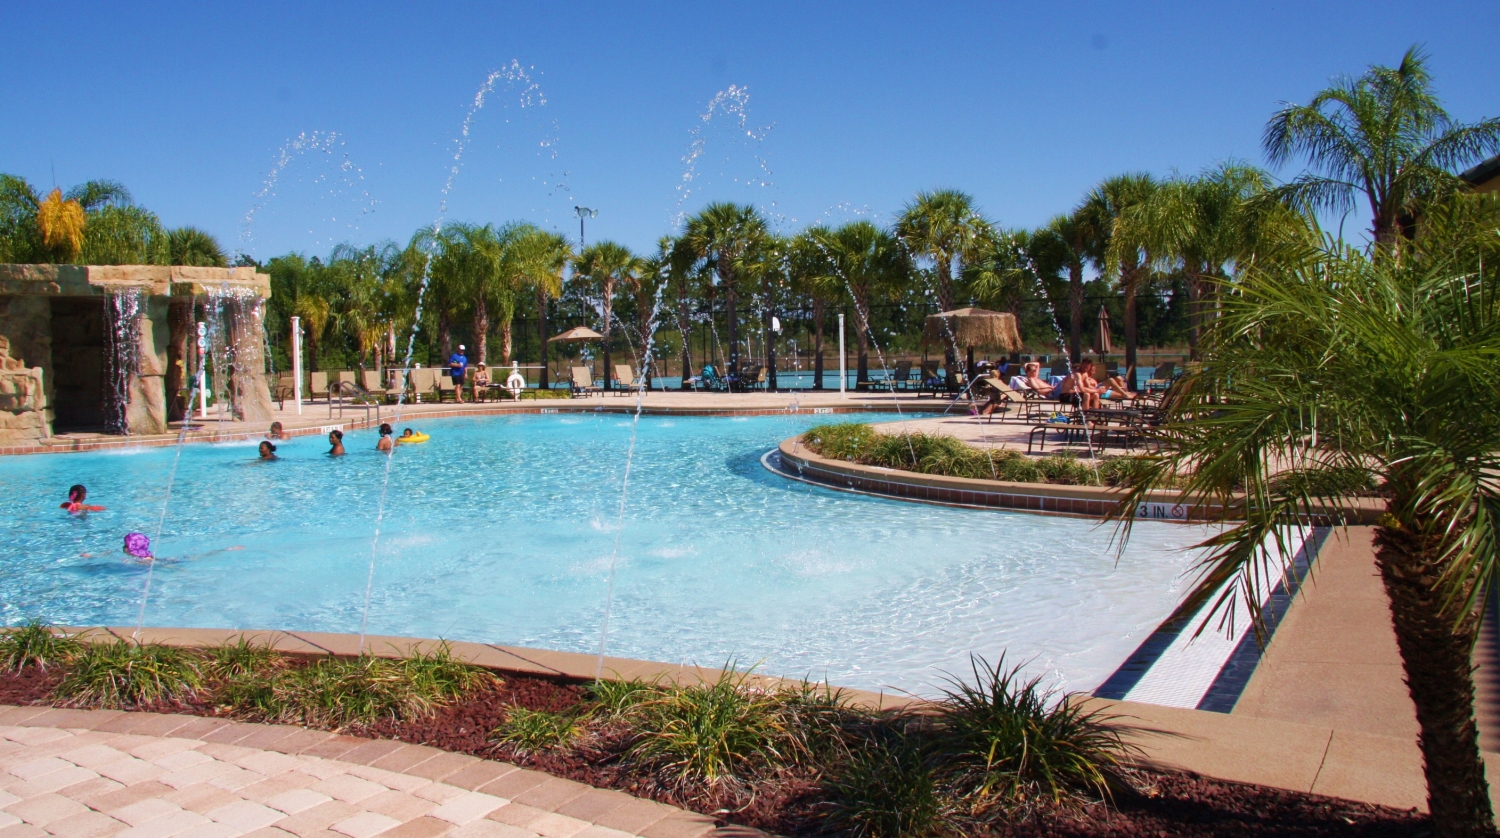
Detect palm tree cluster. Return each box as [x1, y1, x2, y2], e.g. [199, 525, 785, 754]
[0, 176, 227, 267]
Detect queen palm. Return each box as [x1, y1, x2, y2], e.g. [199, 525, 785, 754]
[789, 229, 839, 390]
[573, 241, 640, 390]
[1117, 195, 1500, 836]
[812, 222, 905, 384]
[1264, 47, 1500, 252]
[682, 202, 767, 377]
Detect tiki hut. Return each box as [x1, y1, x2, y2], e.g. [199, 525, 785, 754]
[921, 308, 1022, 381]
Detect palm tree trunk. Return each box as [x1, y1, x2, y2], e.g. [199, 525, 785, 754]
[306, 331, 320, 374]
[1068, 262, 1084, 365]
[438, 313, 452, 363]
[500, 319, 513, 364]
[936, 251, 955, 312]
[1374, 519, 1496, 836]
[1122, 268, 1140, 382]
[812, 298, 825, 390]
[537, 291, 550, 390]
[601, 283, 614, 391]
[1186, 268, 1203, 361]
[854, 299, 871, 384]
[676, 293, 693, 391]
[473, 300, 489, 366]
[723, 265, 739, 377]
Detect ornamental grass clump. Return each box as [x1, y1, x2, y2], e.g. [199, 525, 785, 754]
[0, 619, 81, 673]
[494, 708, 590, 755]
[55, 640, 204, 709]
[930, 656, 1132, 821]
[822, 722, 947, 838]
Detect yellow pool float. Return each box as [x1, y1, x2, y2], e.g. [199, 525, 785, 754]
[397, 432, 430, 444]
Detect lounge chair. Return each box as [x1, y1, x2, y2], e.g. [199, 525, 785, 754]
[362, 370, 389, 403]
[274, 372, 298, 408]
[1144, 362, 1176, 392]
[743, 365, 768, 392]
[308, 371, 330, 404]
[915, 361, 944, 397]
[612, 364, 639, 396]
[569, 366, 597, 397]
[335, 370, 358, 394]
[404, 368, 434, 403]
[687, 364, 724, 392]
[972, 375, 1025, 423]
[435, 372, 460, 402]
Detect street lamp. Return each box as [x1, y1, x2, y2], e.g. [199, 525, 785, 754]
[574, 206, 597, 248]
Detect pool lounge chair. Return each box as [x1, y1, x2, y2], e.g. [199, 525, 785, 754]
[612, 364, 640, 396]
[335, 370, 358, 394]
[274, 372, 298, 408]
[405, 368, 436, 403]
[308, 371, 330, 404]
[362, 370, 389, 403]
[915, 361, 944, 397]
[435, 372, 460, 402]
[569, 366, 597, 397]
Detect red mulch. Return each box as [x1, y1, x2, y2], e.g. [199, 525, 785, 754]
[0, 666, 1430, 836]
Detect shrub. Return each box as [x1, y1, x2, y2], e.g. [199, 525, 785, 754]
[822, 723, 947, 838]
[55, 640, 204, 708]
[587, 676, 663, 717]
[494, 708, 588, 754]
[0, 620, 81, 673]
[803, 423, 878, 461]
[206, 637, 285, 680]
[930, 656, 1132, 820]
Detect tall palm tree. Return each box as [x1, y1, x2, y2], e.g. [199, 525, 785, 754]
[424, 222, 506, 364]
[503, 227, 571, 383]
[167, 227, 227, 267]
[573, 241, 640, 390]
[1086, 173, 1158, 380]
[789, 228, 839, 390]
[812, 221, 905, 384]
[895, 190, 992, 312]
[329, 243, 399, 370]
[1116, 194, 1500, 837]
[682, 202, 767, 377]
[1027, 213, 1093, 364]
[1264, 46, 1500, 252]
[660, 235, 704, 389]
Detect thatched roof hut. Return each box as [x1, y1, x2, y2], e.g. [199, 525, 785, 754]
[921, 307, 1022, 353]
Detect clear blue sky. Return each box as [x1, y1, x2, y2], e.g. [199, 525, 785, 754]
[3, 1, 1496, 259]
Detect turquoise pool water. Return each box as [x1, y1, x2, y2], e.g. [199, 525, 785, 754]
[0, 413, 1201, 696]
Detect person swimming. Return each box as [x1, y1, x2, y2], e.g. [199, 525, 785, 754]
[123, 532, 154, 561]
[328, 429, 345, 456]
[258, 440, 277, 460]
[400, 428, 415, 440]
[377, 423, 394, 452]
[61, 484, 105, 514]
[267, 421, 287, 440]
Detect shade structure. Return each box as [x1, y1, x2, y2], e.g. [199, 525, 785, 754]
[1096, 305, 1113, 355]
[921, 307, 1022, 353]
[548, 325, 604, 343]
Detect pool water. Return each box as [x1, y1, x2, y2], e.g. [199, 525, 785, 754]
[0, 413, 1201, 696]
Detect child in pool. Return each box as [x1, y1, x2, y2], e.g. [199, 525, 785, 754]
[61, 484, 105, 514]
[115, 532, 243, 563]
[400, 428, 415, 441]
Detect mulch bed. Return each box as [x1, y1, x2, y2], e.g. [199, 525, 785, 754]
[0, 666, 1430, 836]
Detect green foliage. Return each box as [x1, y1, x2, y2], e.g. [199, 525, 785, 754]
[586, 677, 663, 717]
[494, 708, 588, 755]
[930, 656, 1130, 819]
[55, 641, 204, 709]
[206, 637, 285, 680]
[0, 620, 82, 673]
[78, 204, 169, 265]
[823, 725, 947, 838]
[802, 423, 1161, 487]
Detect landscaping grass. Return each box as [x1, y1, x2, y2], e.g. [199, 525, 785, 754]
[802, 422, 1160, 487]
[0, 620, 82, 673]
[55, 639, 204, 709]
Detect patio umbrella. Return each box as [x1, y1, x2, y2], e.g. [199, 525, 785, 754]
[548, 326, 604, 383]
[921, 307, 1022, 384]
[1096, 305, 1112, 356]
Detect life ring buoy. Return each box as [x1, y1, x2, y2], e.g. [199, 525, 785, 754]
[505, 362, 526, 397]
[397, 433, 430, 444]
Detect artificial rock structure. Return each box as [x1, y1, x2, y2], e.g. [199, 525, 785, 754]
[0, 265, 273, 443]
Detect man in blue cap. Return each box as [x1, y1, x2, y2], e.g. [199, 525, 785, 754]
[449, 344, 468, 403]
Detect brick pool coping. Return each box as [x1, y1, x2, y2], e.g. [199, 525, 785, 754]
[773, 435, 1385, 524]
[0, 401, 949, 457]
[0, 705, 723, 838]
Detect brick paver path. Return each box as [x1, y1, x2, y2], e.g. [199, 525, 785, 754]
[0, 706, 720, 838]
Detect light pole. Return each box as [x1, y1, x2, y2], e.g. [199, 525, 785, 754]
[574, 206, 597, 249]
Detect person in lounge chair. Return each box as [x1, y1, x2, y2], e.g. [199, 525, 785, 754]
[1015, 362, 1049, 394]
[1097, 371, 1138, 401]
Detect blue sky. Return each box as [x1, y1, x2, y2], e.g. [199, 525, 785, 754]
[3, 1, 1497, 259]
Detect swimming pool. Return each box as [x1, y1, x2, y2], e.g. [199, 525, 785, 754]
[0, 413, 1202, 696]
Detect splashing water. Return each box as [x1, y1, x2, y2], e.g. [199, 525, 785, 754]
[672, 85, 778, 229]
[239, 131, 377, 260]
[102, 289, 143, 435]
[359, 63, 554, 652]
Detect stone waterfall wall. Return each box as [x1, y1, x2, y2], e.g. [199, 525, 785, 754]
[126, 296, 169, 435]
[0, 297, 51, 443]
[226, 296, 273, 424]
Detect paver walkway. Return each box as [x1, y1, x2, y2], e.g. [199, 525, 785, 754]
[0, 706, 719, 838]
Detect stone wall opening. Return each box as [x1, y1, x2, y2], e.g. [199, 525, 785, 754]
[49, 297, 106, 432]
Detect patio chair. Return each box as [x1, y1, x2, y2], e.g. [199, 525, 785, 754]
[569, 366, 597, 397]
[362, 370, 389, 403]
[274, 372, 298, 408]
[335, 370, 357, 393]
[888, 360, 915, 392]
[1144, 362, 1177, 392]
[435, 371, 460, 402]
[973, 375, 1025, 423]
[406, 368, 436, 403]
[308, 371, 330, 404]
[612, 364, 639, 396]
[688, 364, 725, 392]
[744, 365, 768, 392]
[915, 361, 943, 397]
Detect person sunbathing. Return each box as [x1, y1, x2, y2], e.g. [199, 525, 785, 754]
[1097, 372, 1138, 401]
[1019, 362, 1050, 394]
[60, 484, 105, 514]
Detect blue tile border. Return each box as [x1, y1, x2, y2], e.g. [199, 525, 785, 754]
[1093, 526, 1329, 711]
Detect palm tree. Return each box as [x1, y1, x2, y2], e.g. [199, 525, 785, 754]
[0, 175, 131, 263]
[682, 202, 767, 377]
[1116, 195, 1500, 836]
[812, 222, 905, 384]
[1264, 46, 1500, 252]
[329, 243, 399, 370]
[660, 235, 704, 389]
[789, 229, 839, 389]
[1086, 173, 1158, 380]
[1027, 213, 1093, 364]
[895, 190, 992, 312]
[501, 227, 571, 383]
[167, 227, 227, 267]
[573, 241, 640, 390]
